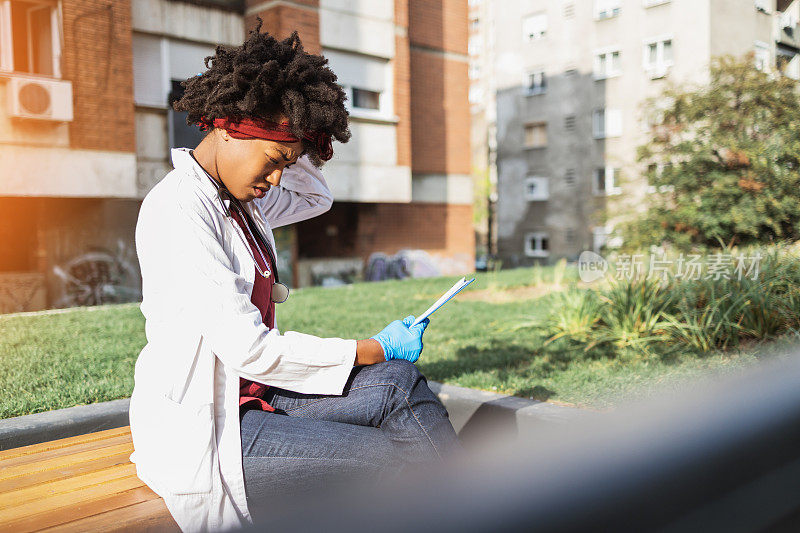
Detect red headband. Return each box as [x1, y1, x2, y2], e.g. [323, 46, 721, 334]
[198, 116, 334, 161]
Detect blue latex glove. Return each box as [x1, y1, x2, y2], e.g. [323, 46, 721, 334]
[371, 315, 430, 363]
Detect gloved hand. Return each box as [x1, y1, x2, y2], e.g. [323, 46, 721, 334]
[371, 315, 430, 363]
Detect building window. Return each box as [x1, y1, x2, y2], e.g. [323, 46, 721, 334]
[594, 48, 622, 79]
[524, 232, 550, 257]
[780, 9, 798, 29]
[469, 85, 484, 104]
[0, 0, 62, 76]
[344, 84, 386, 113]
[524, 122, 548, 148]
[754, 41, 770, 72]
[595, 0, 621, 20]
[593, 109, 622, 138]
[565, 168, 576, 186]
[564, 115, 576, 131]
[644, 36, 674, 77]
[593, 227, 608, 252]
[352, 87, 380, 110]
[522, 12, 547, 41]
[325, 49, 392, 119]
[564, 3, 575, 18]
[593, 167, 622, 195]
[524, 176, 549, 200]
[470, 17, 480, 31]
[469, 63, 482, 80]
[133, 34, 218, 110]
[565, 228, 577, 245]
[169, 79, 206, 149]
[564, 67, 578, 76]
[643, 0, 671, 7]
[593, 225, 622, 250]
[526, 70, 547, 95]
[469, 35, 482, 56]
[777, 45, 800, 79]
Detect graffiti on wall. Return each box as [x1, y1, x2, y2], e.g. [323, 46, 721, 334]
[300, 258, 364, 287]
[365, 250, 442, 281]
[365, 250, 473, 282]
[52, 239, 142, 308]
[0, 273, 47, 314]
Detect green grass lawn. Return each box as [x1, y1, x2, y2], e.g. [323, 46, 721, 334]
[0, 266, 794, 418]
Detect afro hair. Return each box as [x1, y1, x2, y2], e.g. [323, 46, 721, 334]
[172, 18, 350, 166]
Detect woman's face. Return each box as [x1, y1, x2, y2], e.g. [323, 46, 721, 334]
[216, 129, 304, 203]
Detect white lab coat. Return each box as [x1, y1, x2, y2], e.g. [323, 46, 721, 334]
[130, 148, 357, 532]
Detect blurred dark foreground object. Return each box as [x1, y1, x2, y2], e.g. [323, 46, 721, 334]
[245, 348, 800, 533]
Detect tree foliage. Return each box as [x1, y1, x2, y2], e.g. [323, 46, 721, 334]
[623, 55, 800, 250]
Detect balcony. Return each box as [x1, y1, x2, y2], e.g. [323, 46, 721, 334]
[775, 9, 800, 50]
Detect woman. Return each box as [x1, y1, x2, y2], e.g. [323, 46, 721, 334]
[130, 21, 462, 533]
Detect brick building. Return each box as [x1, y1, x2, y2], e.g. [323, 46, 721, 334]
[0, 0, 473, 312]
[0, 0, 140, 312]
[260, 0, 475, 285]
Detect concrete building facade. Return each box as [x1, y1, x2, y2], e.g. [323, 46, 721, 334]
[468, 0, 497, 261]
[291, 0, 474, 285]
[0, 0, 473, 312]
[487, 0, 800, 267]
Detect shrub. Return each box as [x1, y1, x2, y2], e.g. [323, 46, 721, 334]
[589, 276, 675, 351]
[522, 245, 800, 357]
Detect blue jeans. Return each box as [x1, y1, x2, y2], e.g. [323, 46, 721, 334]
[240, 360, 462, 511]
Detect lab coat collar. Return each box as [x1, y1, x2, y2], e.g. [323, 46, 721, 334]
[170, 147, 232, 213]
[170, 147, 268, 236]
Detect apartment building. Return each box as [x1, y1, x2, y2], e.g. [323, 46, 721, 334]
[270, 0, 474, 285]
[486, 0, 799, 267]
[0, 0, 473, 312]
[468, 0, 497, 260]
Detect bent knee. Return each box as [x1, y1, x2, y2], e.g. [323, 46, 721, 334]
[375, 359, 423, 391]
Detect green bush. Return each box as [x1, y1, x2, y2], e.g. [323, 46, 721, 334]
[528, 244, 800, 356]
[526, 287, 602, 346]
[592, 276, 675, 351]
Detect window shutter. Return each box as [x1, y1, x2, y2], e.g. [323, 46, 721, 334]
[133, 34, 165, 107]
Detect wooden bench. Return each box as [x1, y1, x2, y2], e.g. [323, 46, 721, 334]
[0, 426, 179, 532]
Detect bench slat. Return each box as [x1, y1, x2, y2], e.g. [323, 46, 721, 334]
[0, 474, 145, 523]
[0, 451, 132, 493]
[0, 486, 161, 533]
[1, 463, 139, 510]
[0, 435, 132, 473]
[0, 426, 179, 532]
[37, 498, 180, 533]
[0, 442, 133, 482]
[0, 427, 131, 462]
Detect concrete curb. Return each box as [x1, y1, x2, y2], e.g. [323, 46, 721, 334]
[0, 399, 131, 451]
[428, 382, 589, 445]
[0, 383, 588, 451]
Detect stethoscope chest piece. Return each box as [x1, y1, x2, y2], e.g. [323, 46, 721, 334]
[271, 282, 290, 304]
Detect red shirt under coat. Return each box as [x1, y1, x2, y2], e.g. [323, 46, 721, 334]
[228, 202, 277, 413]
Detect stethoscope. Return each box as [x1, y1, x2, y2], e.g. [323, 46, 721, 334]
[190, 150, 290, 304]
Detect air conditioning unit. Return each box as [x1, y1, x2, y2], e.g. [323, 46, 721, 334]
[7, 76, 73, 121]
